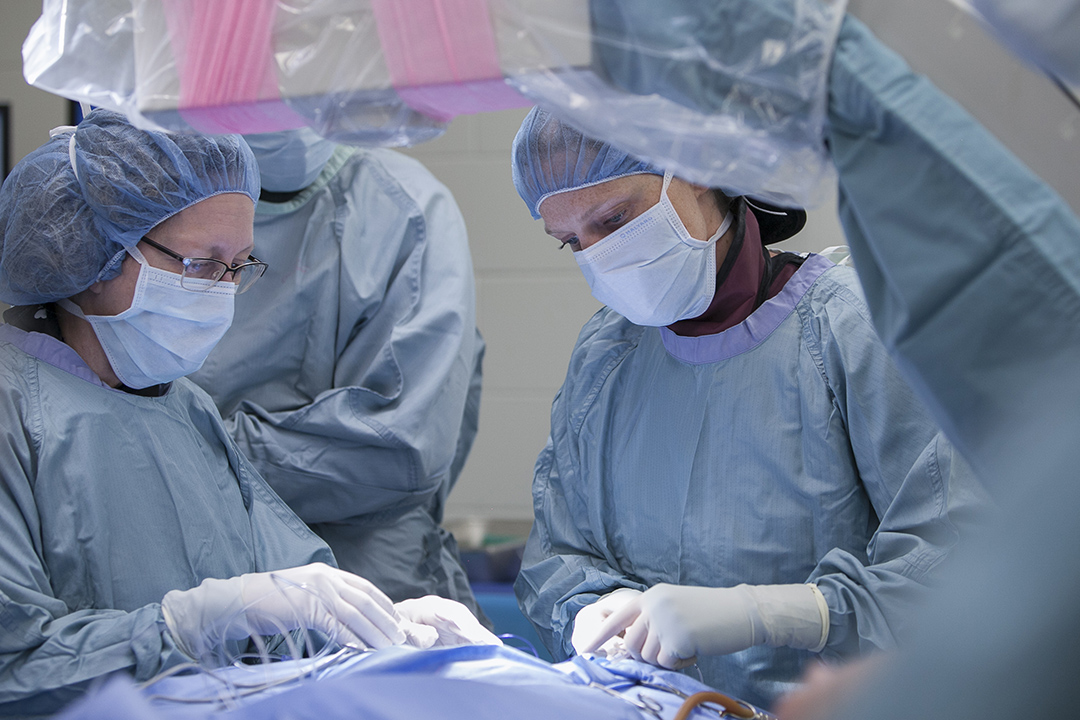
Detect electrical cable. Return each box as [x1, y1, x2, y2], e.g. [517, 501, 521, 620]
[143, 577, 373, 708]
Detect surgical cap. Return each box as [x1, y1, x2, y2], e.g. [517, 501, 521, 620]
[0, 109, 260, 305]
[511, 107, 661, 220]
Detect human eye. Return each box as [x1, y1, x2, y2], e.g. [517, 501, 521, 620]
[184, 258, 226, 280]
[596, 200, 637, 233]
[604, 210, 626, 226]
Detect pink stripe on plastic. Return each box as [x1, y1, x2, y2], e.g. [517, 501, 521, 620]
[398, 80, 532, 122]
[176, 100, 310, 135]
[371, 0, 530, 120]
[162, 0, 307, 133]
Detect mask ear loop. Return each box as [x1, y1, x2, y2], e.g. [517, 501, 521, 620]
[660, 169, 675, 196]
[55, 125, 133, 284]
[706, 208, 734, 244]
[126, 245, 151, 266]
[662, 169, 732, 245]
[53, 104, 91, 181]
[45, 126, 79, 179]
[68, 134, 79, 183]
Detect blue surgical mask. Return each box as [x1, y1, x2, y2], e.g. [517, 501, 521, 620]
[59, 247, 236, 389]
[574, 171, 733, 327]
[244, 128, 336, 193]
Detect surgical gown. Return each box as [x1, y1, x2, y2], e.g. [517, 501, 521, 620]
[191, 147, 483, 611]
[819, 14, 1080, 720]
[0, 322, 332, 718]
[515, 254, 986, 708]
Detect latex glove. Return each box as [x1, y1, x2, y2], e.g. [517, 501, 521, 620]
[394, 596, 503, 647]
[162, 563, 405, 659]
[581, 583, 829, 670]
[571, 588, 643, 658]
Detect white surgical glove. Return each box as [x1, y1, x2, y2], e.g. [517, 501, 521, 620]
[571, 588, 643, 658]
[394, 595, 503, 647]
[161, 563, 406, 659]
[581, 583, 829, 670]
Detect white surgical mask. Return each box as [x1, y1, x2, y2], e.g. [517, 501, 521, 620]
[59, 247, 236, 389]
[574, 171, 733, 327]
[244, 127, 336, 192]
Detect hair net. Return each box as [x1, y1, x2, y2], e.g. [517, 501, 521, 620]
[0, 109, 260, 305]
[512, 106, 662, 220]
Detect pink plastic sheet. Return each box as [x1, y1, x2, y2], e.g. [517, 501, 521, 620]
[370, 0, 531, 121]
[162, 0, 308, 133]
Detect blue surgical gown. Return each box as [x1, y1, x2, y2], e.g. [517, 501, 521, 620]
[817, 14, 1080, 720]
[515, 254, 986, 708]
[191, 147, 483, 610]
[0, 324, 332, 718]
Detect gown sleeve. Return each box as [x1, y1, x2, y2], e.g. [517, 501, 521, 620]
[802, 13, 1080, 719]
[825, 14, 1080, 495]
[0, 360, 188, 715]
[797, 270, 988, 659]
[515, 314, 649, 661]
[515, 438, 651, 660]
[223, 153, 483, 525]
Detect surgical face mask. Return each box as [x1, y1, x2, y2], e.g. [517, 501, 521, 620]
[59, 247, 236, 389]
[574, 171, 733, 327]
[244, 127, 336, 193]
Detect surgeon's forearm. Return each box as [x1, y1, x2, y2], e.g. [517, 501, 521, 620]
[825, 15, 1080, 489]
[226, 407, 439, 523]
[223, 325, 479, 524]
[516, 522, 648, 661]
[516, 560, 646, 660]
[0, 605, 186, 710]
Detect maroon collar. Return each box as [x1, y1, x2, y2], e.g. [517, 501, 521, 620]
[667, 207, 799, 338]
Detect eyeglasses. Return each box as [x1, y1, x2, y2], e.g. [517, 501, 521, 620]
[140, 236, 268, 294]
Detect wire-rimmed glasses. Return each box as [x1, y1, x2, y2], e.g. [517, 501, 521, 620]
[140, 236, 267, 294]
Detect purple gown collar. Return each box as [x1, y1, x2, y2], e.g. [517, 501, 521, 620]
[0, 323, 110, 388]
[659, 253, 834, 364]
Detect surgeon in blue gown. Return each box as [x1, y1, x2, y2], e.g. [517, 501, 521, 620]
[781, 10, 1080, 720]
[509, 108, 987, 709]
[191, 129, 484, 614]
[572, 2, 1080, 718]
[0, 111, 494, 718]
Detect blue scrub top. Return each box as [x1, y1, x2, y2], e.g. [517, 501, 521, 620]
[820, 14, 1080, 720]
[0, 324, 332, 717]
[516, 255, 986, 708]
[191, 147, 483, 610]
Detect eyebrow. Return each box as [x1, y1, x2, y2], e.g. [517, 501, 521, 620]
[206, 241, 255, 261]
[544, 195, 634, 236]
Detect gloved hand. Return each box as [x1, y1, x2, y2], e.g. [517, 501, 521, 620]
[161, 563, 406, 659]
[580, 583, 829, 670]
[571, 587, 643, 658]
[394, 596, 503, 648]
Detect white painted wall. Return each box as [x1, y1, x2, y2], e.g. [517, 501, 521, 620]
[0, 3, 69, 166]
[1, 0, 1077, 527]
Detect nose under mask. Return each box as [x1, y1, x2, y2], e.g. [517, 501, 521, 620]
[59, 247, 236, 388]
[574, 171, 732, 327]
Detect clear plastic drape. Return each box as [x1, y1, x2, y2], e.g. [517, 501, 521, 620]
[24, 0, 845, 205]
[505, 0, 847, 207]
